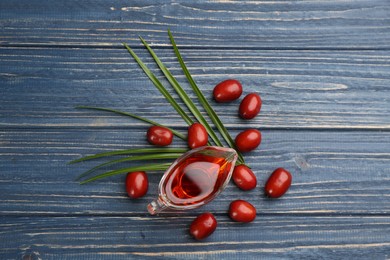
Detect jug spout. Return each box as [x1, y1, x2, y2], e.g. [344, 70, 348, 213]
[147, 196, 167, 215]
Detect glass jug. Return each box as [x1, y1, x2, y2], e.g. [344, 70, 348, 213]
[147, 146, 238, 215]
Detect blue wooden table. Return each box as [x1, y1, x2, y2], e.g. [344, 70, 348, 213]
[1, 1, 389, 259]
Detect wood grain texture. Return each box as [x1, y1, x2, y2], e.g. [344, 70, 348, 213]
[1, 0, 389, 259]
[0, 0, 389, 49]
[1, 129, 389, 216]
[1, 216, 389, 259]
[1, 47, 389, 129]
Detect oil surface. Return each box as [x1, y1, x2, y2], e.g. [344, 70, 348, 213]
[163, 154, 233, 206]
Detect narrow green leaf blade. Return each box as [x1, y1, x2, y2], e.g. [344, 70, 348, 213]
[168, 30, 245, 164]
[139, 36, 223, 147]
[69, 147, 188, 164]
[76, 105, 186, 140]
[123, 43, 194, 126]
[76, 153, 182, 180]
[80, 163, 171, 184]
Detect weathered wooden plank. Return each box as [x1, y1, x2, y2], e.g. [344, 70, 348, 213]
[1, 216, 389, 259]
[1, 48, 389, 129]
[0, 0, 388, 259]
[0, 0, 389, 49]
[1, 129, 389, 215]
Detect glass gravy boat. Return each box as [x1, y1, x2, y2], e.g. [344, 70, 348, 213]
[147, 146, 238, 215]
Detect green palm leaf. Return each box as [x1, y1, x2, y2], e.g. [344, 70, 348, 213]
[70, 147, 188, 164]
[139, 36, 222, 147]
[123, 43, 194, 126]
[74, 31, 249, 184]
[167, 30, 245, 164]
[80, 163, 172, 184]
[76, 105, 186, 140]
[76, 153, 183, 181]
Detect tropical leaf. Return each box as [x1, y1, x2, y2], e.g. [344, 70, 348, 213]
[70, 147, 188, 164]
[80, 163, 172, 184]
[139, 36, 222, 147]
[76, 153, 183, 180]
[167, 29, 245, 164]
[123, 43, 194, 126]
[76, 105, 186, 140]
